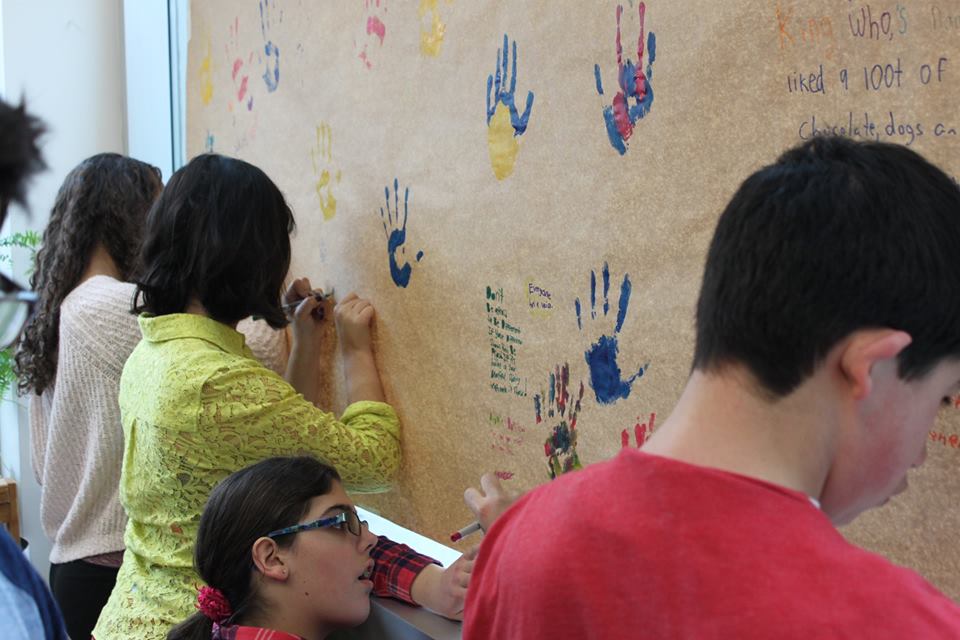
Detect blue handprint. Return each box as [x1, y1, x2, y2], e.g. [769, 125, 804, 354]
[594, 3, 656, 155]
[259, 0, 281, 92]
[379, 179, 424, 289]
[575, 263, 648, 404]
[485, 34, 535, 180]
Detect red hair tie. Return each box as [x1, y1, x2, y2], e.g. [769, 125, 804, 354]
[197, 585, 233, 623]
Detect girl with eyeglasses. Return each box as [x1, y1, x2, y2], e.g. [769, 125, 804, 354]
[168, 456, 474, 640]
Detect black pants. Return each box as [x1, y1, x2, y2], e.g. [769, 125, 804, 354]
[49, 559, 119, 640]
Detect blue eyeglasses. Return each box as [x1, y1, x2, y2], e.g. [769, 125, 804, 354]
[266, 509, 367, 539]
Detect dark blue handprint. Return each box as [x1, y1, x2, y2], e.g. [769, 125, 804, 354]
[485, 34, 535, 180]
[259, 0, 281, 92]
[575, 263, 648, 404]
[379, 179, 424, 289]
[594, 3, 656, 155]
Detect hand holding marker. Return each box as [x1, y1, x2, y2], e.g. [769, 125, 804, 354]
[283, 288, 335, 320]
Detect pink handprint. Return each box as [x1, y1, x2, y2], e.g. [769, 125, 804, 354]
[357, 0, 387, 70]
[225, 17, 254, 111]
[620, 412, 656, 449]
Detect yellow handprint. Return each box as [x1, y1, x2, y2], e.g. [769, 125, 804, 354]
[311, 123, 341, 221]
[199, 36, 213, 106]
[419, 0, 453, 57]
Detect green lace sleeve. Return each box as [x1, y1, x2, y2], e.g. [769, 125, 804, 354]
[197, 364, 401, 492]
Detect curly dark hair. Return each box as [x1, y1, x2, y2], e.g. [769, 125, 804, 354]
[14, 153, 162, 395]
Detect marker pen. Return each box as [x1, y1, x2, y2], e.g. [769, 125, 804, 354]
[450, 521, 482, 542]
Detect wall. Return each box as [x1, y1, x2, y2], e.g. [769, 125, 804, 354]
[187, 0, 960, 599]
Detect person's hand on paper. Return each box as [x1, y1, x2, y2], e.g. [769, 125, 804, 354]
[410, 546, 478, 620]
[464, 473, 519, 533]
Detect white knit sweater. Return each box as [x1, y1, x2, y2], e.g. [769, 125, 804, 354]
[30, 275, 289, 564]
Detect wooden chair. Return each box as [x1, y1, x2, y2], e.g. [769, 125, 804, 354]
[0, 478, 20, 543]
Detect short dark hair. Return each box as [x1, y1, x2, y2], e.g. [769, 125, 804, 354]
[0, 98, 46, 218]
[693, 136, 960, 397]
[133, 154, 294, 328]
[167, 456, 341, 640]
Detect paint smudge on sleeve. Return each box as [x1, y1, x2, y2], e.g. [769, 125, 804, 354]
[379, 178, 423, 288]
[575, 263, 649, 404]
[485, 34, 534, 180]
[594, 3, 656, 155]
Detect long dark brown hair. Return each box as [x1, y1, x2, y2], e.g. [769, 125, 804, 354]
[167, 456, 341, 640]
[14, 153, 162, 394]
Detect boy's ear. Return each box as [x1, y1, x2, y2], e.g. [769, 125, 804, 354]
[251, 537, 290, 582]
[838, 329, 913, 400]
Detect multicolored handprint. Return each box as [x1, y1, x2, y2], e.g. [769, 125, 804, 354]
[485, 34, 534, 180]
[379, 179, 424, 288]
[259, 0, 281, 92]
[575, 263, 648, 405]
[534, 363, 585, 480]
[594, 3, 656, 155]
[311, 123, 341, 221]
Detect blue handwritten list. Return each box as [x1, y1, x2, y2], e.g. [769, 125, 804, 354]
[486, 285, 526, 397]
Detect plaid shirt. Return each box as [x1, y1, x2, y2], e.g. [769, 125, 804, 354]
[371, 535, 441, 604]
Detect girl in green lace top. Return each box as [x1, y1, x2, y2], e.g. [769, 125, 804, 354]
[93, 155, 401, 639]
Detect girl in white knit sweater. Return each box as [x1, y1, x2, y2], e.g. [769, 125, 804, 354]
[14, 153, 162, 640]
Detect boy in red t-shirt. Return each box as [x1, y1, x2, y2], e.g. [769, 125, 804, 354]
[464, 137, 960, 639]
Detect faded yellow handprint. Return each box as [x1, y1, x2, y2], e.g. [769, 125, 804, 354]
[419, 0, 453, 57]
[310, 123, 341, 221]
[199, 35, 213, 106]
